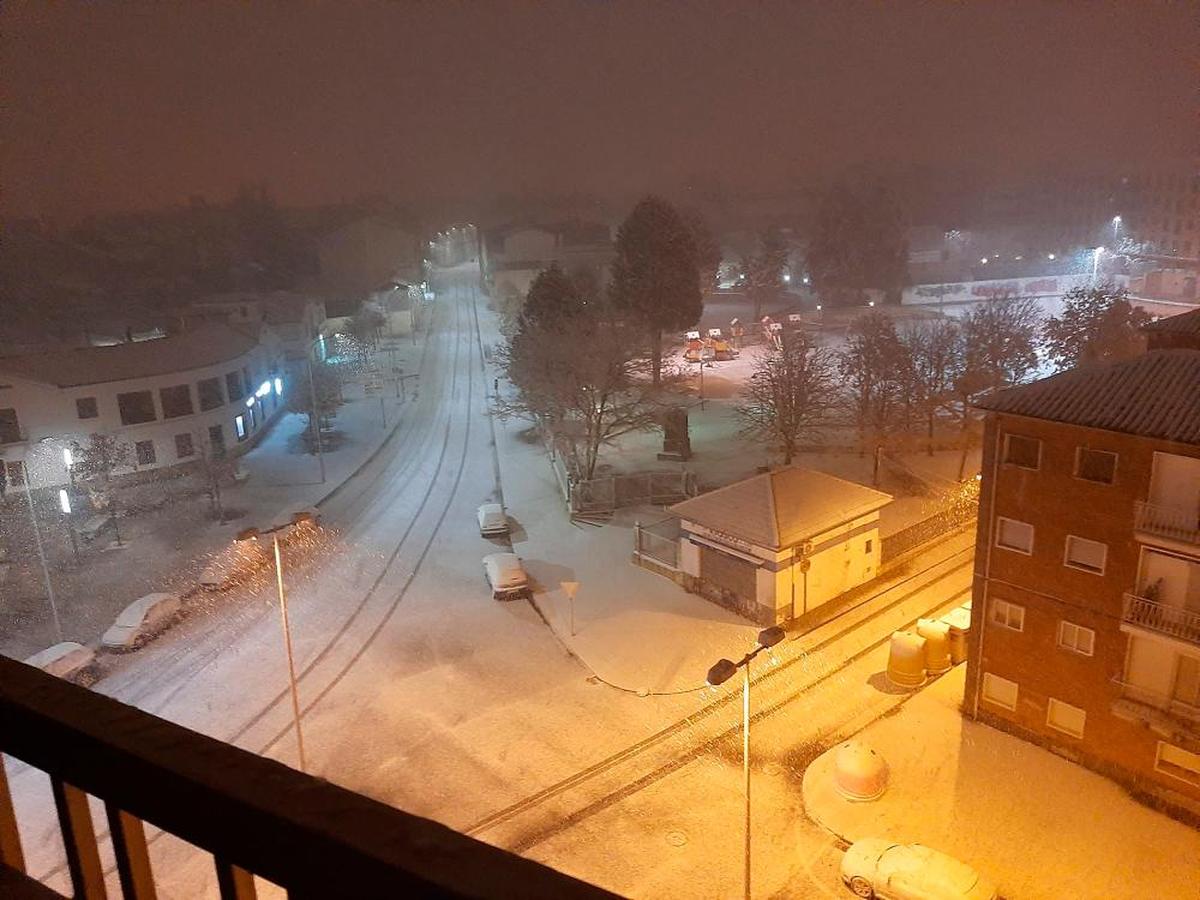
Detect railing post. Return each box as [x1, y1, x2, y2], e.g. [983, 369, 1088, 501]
[50, 778, 106, 899]
[106, 804, 157, 900]
[215, 859, 257, 900]
[0, 756, 25, 873]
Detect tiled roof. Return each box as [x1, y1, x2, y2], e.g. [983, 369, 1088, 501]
[975, 349, 1200, 444]
[0, 322, 262, 388]
[669, 467, 892, 551]
[1143, 307, 1200, 335]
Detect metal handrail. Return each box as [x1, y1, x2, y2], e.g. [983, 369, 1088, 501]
[1110, 676, 1200, 725]
[1122, 592, 1200, 645]
[1134, 499, 1200, 545]
[0, 656, 615, 898]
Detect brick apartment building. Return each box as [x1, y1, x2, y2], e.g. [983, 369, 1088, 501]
[964, 309, 1200, 821]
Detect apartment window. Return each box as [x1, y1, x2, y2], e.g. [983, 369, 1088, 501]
[1064, 535, 1107, 575]
[1155, 742, 1200, 787]
[996, 517, 1034, 554]
[117, 390, 156, 425]
[75, 397, 99, 420]
[234, 414, 247, 441]
[865, 539, 873, 554]
[159, 384, 194, 419]
[135, 439, 156, 466]
[982, 672, 1018, 711]
[1057, 621, 1095, 656]
[198, 377, 225, 411]
[226, 371, 245, 402]
[174, 433, 195, 459]
[990, 598, 1025, 632]
[1075, 448, 1117, 484]
[1046, 698, 1086, 738]
[1002, 434, 1041, 469]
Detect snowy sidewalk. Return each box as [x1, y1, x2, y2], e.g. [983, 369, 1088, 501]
[801, 665, 1200, 900]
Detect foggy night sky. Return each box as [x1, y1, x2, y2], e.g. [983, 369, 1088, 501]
[4, 2, 1196, 221]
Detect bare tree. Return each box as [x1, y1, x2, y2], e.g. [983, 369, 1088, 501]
[900, 318, 963, 455]
[190, 428, 238, 522]
[839, 311, 907, 456]
[734, 331, 838, 464]
[743, 225, 790, 322]
[287, 361, 343, 453]
[72, 432, 133, 544]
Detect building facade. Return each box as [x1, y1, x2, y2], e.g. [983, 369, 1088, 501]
[0, 322, 286, 490]
[964, 342, 1200, 820]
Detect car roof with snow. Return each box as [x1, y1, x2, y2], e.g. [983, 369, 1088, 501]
[115, 593, 178, 627]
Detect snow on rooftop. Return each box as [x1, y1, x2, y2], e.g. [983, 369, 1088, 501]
[669, 466, 893, 551]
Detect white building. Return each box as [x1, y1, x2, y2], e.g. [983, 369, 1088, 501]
[0, 321, 285, 490]
[669, 467, 892, 625]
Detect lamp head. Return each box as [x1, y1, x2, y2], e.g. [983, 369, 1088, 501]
[757, 626, 786, 649]
[706, 658, 738, 687]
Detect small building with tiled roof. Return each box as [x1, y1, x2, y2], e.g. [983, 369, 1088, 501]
[667, 467, 892, 624]
[0, 321, 286, 491]
[1143, 306, 1200, 352]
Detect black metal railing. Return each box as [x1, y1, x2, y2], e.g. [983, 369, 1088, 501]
[0, 656, 617, 899]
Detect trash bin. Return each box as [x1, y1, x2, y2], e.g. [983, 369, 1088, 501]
[833, 740, 889, 801]
[917, 618, 952, 674]
[941, 604, 972, 665]
[886, 631, 926, 689]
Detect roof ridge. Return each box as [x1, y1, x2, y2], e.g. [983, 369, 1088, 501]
[765, 469, 781, 548]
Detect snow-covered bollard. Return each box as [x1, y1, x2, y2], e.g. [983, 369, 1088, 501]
[833, 740, 889, 801]
[885, 630, 926, 689]
[916, 618, 952, 675]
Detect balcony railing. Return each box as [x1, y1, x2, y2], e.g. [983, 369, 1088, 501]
[0, 656, 616, 899]
[1122, 593, 1200, 646]
[1134, 500, 1200, 546]
[1111, 677, 1200, 735]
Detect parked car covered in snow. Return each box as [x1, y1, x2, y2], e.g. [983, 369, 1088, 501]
[482, 552, 529, 600]
[477, 503, 509, 537]
[102, 593, 182, 651]
[23, 642, 98, 684]
[840, 839, 998, 900]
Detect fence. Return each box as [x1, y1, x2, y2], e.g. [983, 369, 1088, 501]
[634, 517, 682, 571]
[569, 471, 697, 516]
[881, 501, 978, 566]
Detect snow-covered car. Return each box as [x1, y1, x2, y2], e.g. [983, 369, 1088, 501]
[477, 503, 509, 537]
[840, 840, 998, 900]
[482, 552, 529, 600]
[101, 593, 182, 651]
[23, 642, 98, 685]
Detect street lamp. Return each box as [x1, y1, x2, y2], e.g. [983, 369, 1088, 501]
[706, 625, 786, 900]
[1112, 215, 1122, 241]
[236, 509, 319, 772]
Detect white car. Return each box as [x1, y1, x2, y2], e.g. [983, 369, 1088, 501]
[24, 642, 98, 685]
[102, 593, 182, 651]
[841, 840, 998, 900]
[477, 503, 509, 537]
[482, 552, 530, 600]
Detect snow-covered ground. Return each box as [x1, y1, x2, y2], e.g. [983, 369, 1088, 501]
[803, 665, 1200, 900]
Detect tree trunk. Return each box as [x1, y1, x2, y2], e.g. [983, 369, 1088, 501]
[651, 329, 662, 385]
[927, 411, 935, 456]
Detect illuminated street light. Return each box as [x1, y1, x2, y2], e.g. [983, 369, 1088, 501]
[1048, 253, 1056, 260]
[705, 625, 786, 900]
[980, 257, 988, 265]
[236, 508, 320, 772]
[1112, 215, 1122, 241]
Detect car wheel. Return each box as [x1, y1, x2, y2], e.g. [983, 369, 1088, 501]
[848, 876, 873, 898]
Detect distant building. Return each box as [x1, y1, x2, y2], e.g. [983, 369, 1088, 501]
[190, 292, 327, 364]
[0, 321, 285, 490]
[315, 215, 423, 299]
[480, 221, 614, 303]
[965, 334, 1200, 820]
[668, 467, 892, 625]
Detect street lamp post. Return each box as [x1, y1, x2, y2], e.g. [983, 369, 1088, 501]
[304, 351, 327, 485]
[706, 625, 786, 900]
[21, 476, 63, 642]
[236, 510, 318, 772]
